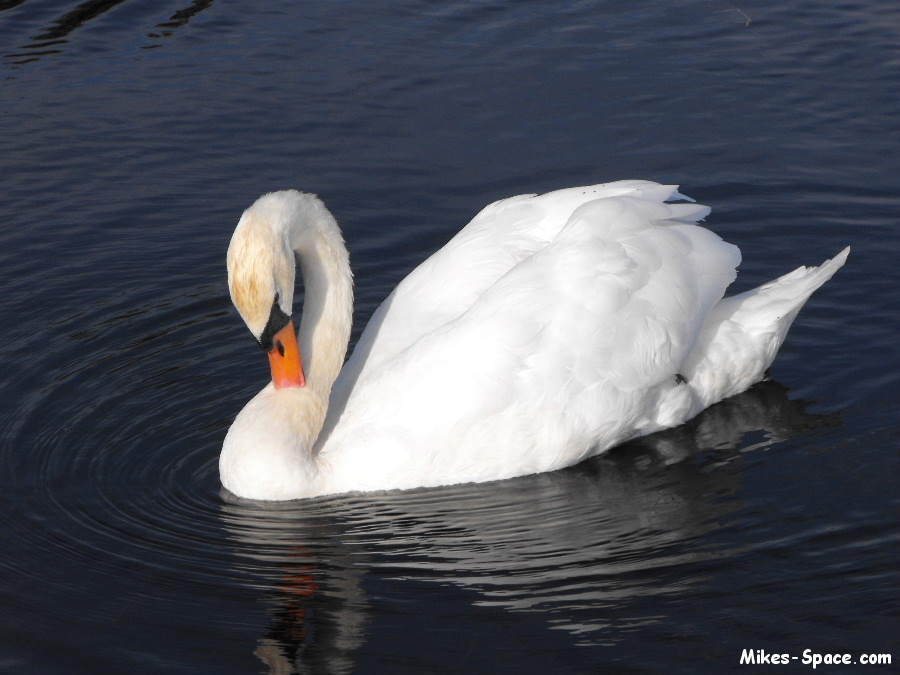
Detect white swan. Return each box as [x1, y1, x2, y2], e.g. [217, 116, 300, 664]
[220, 181, 848, 500]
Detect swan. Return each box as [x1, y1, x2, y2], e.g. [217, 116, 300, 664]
[220, 181, 848, 500]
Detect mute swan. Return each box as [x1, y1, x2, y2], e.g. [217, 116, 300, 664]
[220, 181, 848, 500]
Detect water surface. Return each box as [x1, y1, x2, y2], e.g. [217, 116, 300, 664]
[1, 1, 897, 673]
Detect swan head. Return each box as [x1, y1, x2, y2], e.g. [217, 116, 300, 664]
[227, 193, 299, 340]
[227, 192, 308, 389]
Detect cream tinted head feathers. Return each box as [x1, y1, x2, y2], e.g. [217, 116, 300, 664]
[226, 193, 298, 340]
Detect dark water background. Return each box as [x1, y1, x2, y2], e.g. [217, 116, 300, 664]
[1, 1, 898, 673]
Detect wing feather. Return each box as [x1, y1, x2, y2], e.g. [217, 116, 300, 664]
[328, 184, 740, 463]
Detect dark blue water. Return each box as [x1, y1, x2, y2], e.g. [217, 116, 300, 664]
[1, 1, 897, 673]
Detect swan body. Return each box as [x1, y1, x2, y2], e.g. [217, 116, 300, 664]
[221, 181, 848, 500]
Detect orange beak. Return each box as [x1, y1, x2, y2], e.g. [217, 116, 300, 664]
[268, 320, 306, 389]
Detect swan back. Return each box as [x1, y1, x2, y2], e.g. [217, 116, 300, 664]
[319, 183, 743, 492]
[331, 181, 722, 404]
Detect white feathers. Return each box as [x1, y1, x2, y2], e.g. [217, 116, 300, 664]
[221, 181, 848, 500]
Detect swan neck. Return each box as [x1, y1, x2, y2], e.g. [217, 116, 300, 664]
[289, 205, 353, 402]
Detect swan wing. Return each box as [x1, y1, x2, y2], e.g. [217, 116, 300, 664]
[333, 181, 706, 395]
[321, 187, 741, 490]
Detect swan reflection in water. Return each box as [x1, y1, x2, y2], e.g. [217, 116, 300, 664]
[218, 379, 840, 674]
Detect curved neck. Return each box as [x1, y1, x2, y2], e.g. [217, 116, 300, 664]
[222, 192, 355, 500]
[288, 203, 354, 403]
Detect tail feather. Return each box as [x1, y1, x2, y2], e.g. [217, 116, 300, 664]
[684, 247, 849, 408]
[730, 246, 850, 317]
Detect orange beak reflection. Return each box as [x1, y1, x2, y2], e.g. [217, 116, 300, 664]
[268, 320, 306, 389]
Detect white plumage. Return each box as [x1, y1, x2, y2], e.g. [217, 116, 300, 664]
[220, 181, 848, 500]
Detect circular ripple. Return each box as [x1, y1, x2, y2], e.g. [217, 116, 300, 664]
[0, 267, 854, 663]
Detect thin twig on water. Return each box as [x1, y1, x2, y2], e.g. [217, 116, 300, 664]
[716, 0, 752, 26]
